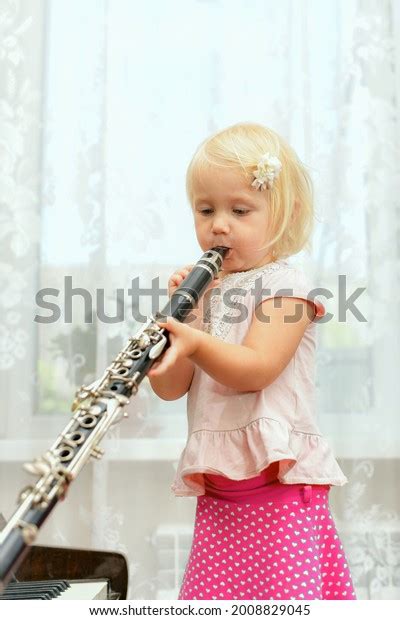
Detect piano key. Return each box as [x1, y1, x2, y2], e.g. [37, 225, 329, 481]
[4, 582, 68, 594]
[56, 580, 109, 600]
[0, 579, 109, 600]
[0, 579, 69, 599]
[0, 593, 53, 599]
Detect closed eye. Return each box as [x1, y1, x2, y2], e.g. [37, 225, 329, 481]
[199, 209, 249, 216]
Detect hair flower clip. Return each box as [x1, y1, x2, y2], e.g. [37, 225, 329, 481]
[251, 152, 282, 191]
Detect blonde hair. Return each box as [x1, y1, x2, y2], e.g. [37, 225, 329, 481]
[186, 122, 315, 260]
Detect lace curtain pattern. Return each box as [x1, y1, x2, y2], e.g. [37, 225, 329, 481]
[0, 0, 399, 599]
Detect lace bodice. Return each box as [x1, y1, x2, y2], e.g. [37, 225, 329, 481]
[203, 259, 288, 340]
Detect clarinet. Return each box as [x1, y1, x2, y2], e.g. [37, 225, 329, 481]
[0, 246, 229, 590]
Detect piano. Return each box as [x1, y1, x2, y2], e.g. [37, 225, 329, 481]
[0, 542, 128, 600]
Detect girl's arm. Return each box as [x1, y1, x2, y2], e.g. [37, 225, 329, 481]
[153, 297, 313, 393]
[189, 297, 314, 391]
[148, 303, 206, 400]
[148, 356, 195, 401]
[147, 263, 208, 401]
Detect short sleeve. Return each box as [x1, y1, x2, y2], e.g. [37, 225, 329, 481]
[253, 265, 326, 322]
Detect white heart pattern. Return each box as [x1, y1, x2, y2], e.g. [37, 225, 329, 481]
[178, 493, 355, 601]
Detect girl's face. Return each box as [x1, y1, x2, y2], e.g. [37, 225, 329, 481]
[191, 165, 275, 274]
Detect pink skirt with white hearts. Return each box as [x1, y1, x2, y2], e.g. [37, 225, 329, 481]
[178, 482, 356, 600]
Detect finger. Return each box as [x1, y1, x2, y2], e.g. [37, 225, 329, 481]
[157, 314, 175, 324]
[168, 275, 184, 291]
[157, 318, 182, 340]
[149, 364, 163, 376]
[149, 356, 165, 375]
[171, 266, 193, 285]
[149, 349, 176, 375]
[156, 318, 173, 331]
[148, 359, 161, 374]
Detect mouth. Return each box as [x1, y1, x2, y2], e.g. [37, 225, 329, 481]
[209, 245, 233, 260]
[225, 248, 233, 259]
[213, 246, 233, 258]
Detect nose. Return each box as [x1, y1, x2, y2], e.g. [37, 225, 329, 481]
[211, 213, 230, 234]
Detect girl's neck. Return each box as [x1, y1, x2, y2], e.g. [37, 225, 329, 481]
[218, 254, 281, 280]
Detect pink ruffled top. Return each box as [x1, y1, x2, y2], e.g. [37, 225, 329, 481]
[170, 258, 348, 497]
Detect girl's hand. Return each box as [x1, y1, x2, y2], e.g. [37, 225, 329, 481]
[168, 264, 221, 324]
[148, 316, 202, 377]
[168, 264, 196, 297]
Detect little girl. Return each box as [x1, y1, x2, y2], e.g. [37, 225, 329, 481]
[148, 122, 356, 601]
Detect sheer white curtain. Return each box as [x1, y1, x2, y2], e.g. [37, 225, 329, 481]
[1, 0, 399, 599]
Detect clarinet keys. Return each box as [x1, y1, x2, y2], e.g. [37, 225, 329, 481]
[90, 446, 105, 460]
[148, 334, 168, 360]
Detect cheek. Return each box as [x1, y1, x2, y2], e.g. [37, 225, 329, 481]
[194, 222, 205, 237]
[193, 227, 207, 249]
